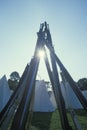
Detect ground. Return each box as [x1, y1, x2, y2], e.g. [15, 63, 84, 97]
[27, 109, 87, 130]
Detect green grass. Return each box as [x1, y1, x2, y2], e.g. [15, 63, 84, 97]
[75, 109, 87, 130]
[28, 109, 87, 130]
[1, 109, 87, 130]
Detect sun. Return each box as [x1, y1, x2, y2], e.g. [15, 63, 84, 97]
[37, 50, 45, 59]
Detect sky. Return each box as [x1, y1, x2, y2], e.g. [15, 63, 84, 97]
[0, 0, 87, 82]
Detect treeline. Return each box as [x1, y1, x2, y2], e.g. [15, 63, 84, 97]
[8, 71, 87, 91]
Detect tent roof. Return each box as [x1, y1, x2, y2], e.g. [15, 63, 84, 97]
[0, 75, 12, 111]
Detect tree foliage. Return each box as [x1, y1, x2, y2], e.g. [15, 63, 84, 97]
[77, 78, 87, 90]
[8, 71, 20, 90]
[10, 71, 20, 81]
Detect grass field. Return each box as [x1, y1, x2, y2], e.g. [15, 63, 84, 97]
[28, 109, 87, 130]
[0, 109, 87, 130]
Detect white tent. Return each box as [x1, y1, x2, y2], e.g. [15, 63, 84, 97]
[82, 90, 87, 99]
[33, 80, 87, 111]
[60, 82, 87, 109]
[47, 86, 57, 109]
[0, 75, 12, 111]
[33, 80, 56, 112]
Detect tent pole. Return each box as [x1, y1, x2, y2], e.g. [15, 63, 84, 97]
[44, 22, 73, 130]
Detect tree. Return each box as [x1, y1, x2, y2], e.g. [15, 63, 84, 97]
[8, 71, 20, 91]
[77, 78, 87, 90]
[10, 71, 20, 81]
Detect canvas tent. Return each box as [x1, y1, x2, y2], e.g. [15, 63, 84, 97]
[60, 81, 87, 109]
[0, 75, 12, 111]
[47, 85, 57, 109]
[33, 80, 87, 111]
[33, 80, 56, 112]
[82, 90, 87, 99]
[1, 75, 86, 113]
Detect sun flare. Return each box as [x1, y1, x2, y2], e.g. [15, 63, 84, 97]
[38, 50, 45, 59]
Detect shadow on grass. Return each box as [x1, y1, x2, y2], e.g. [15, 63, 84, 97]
[75, 109, 87, 117]
[31, 112, 53, 130]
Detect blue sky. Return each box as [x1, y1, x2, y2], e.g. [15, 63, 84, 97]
[0, 0, 87, 81]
